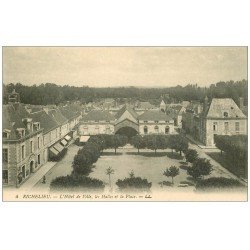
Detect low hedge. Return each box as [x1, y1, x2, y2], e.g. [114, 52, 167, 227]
[196, 177, 243, 191]
[116, 176, 152, 192]
[50, 174, 105, 191]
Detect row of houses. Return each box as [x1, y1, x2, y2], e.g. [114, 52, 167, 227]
[3, 90, 81, 187]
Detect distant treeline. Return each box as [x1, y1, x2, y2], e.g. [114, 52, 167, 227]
[3, 80, 247, 105]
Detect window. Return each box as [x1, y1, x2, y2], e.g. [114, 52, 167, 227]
[155, 125, 159, 133]
[33, 122, 40, 130]
[83, 126, 88, 135]
[3, 132, 8, 138]
[38, 137, 40, 149]
[223, 112, 229, 117]
[30, 140, 33, 153]
[22, 165, 25, 178]
[106, 126, 111, 134]
[95, 126, 100, 134]
[155, 121, 159, 123]
[144, 121, 148, 123]
[3, 170, 8, 184]
[38, 154, 41, 165]
[224, 122, 229, 132]
[235, 122, 240, 132]
[144, 126, 148, 134]
[213, 122, 218, 131]
[21, 145, 25, 160]
[165, 126, 170, 134]
[3, 149, 8, 163]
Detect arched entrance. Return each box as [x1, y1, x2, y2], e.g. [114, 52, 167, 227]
[115, 126, 138, 139]
[30, 161, 34, 174]
[114, 119, 139, 140]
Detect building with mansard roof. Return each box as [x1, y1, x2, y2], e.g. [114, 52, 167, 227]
[182, 97, 247, 146]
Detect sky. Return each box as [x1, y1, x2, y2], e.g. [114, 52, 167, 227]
[3, 47, 247, 88]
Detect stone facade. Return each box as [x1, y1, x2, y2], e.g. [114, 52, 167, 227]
[182, 97, 247, 146]
[79, 105, 175, 137]
[2, 90, 82, 187]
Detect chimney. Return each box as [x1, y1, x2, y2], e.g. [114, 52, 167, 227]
[22, 118, 33, 131]
[239, 97, 244, 110]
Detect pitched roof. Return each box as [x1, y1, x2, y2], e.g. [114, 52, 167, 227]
[115, 104, 139, 119]
[205, 98, 246, 118]
[166, 105, 183, 113]
[160, 100, 166, 106]
[138, 102, 156, 109]
[82, 110, 115, 121]
[138, 110, 172, 121]
[3, 104, 41, 140]
[30, 110, 58, 133]
[58, 105, 81, 120]
[47, 109, 68, 125]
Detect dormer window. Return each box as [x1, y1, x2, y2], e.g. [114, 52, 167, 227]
[3, 129, 11, 139]
[223, 112, 229, 118]
[17, 128, 26, 138]
[33, 122, 40, 130]
[22, 118, 33, 131]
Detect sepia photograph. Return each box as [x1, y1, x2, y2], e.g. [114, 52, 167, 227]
[2, 46, 248, 201]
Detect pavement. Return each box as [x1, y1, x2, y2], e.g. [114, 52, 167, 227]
[187, 140, 247, 186]
[19, 161, 57, 192]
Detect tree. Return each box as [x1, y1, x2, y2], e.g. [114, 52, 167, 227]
[72, 141, 101, 175]
[195, 177, 243, 191]
[175, 136, 188, 156]
[106, 167, 115, 190]
[145, 135, 167, 155]
[163, 166, 180, 185]
[89, 135, 106, 152]
[4, 80, 247, 106]
[110, 134, 127, 154]
[50, 175, 105, 191]
[129, 170, 135, 178]
[185, 149, 198, 164]
[72, 150, 93, 175]
[131, 135, 145, 154]
[214, 135, 247, 177]
[187, 158, 213, 180]
[116, 171, 152, 192]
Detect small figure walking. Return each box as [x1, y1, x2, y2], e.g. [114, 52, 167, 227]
[42, 175, 46, 184]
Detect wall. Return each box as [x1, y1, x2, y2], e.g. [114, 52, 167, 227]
[78, 122, 115, 135]
[205, 118, 247, 146]
[139, 121, 174, 135]
[3, 131, 45, 187]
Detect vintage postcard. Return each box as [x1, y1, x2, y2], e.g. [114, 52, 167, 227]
[2, 46, 248, 201]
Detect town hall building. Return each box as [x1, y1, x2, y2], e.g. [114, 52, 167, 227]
[78, 103, 175, 139]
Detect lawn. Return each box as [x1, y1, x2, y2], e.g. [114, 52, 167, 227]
[89, 147, 194, 191]
[206, 152, 247, 180]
